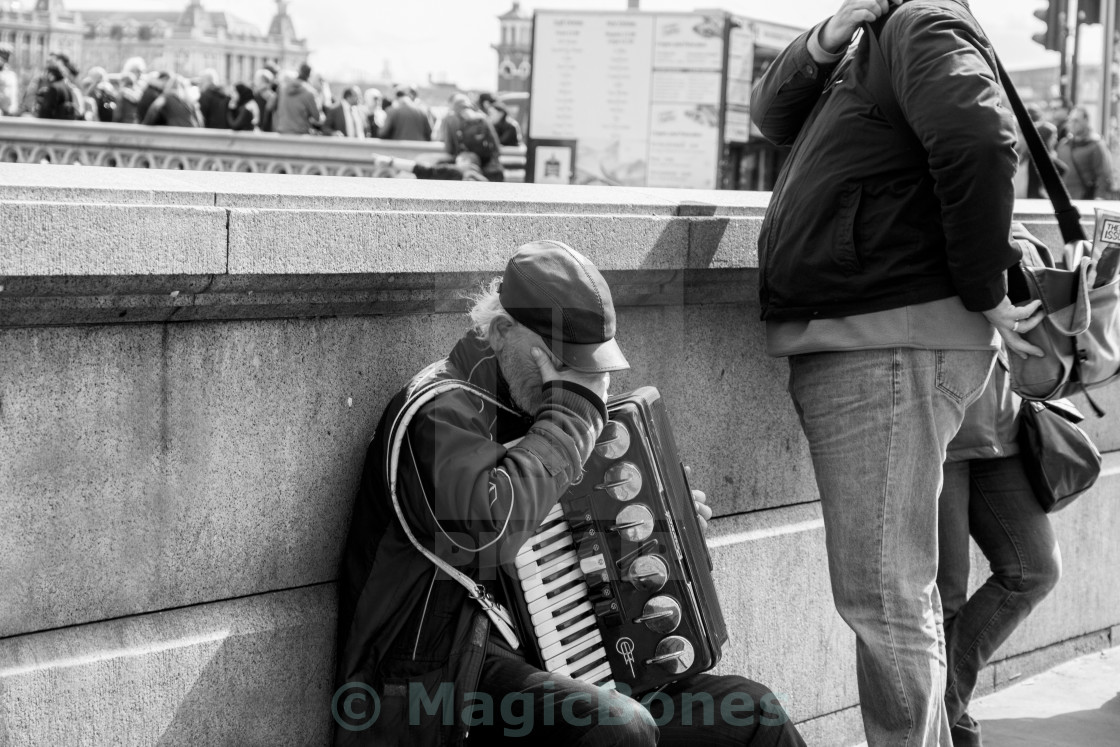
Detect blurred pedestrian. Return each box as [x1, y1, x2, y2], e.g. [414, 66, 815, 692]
[1057, 105, 1115, 199]
[441, 92, 503, 181]
[275, 66, 322, 135]
[379, 83, 431, 141]
[142, 74, 201, 127]
[228, 83, 259, 131]
[82, 66, 116, 122]
[36, 59, 81, 120]
[363, 87, 385, 137]
[138, 71, 170, 122]
[0, 43, 19, 116]
[197, 68, 231, 129]
[323, 85, 365, 138]
[488, 100, 522, 146]
[252, 68, 276, 132]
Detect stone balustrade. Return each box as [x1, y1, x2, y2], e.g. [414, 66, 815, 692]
[0, 164, 1117, 745]
[0, 117, 527, 180]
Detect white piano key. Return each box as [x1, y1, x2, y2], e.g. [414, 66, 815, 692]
[523, 567, 584, 605]
[544, 627, 603, 670]
[514, 533, 575, 569]
[565, 644, 609, 679]
[528, 518, 570, 548]
[531, 599, 593, 638]
[527, 579, 587, 616]
[538, 613, 597, 656]
[517, 548, 578, 586]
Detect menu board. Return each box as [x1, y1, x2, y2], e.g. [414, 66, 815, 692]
[531, 11, 726, 190]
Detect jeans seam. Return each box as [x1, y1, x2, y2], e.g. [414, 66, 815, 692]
[882, 350, 917, 744]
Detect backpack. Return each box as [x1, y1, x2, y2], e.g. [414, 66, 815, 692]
[455, 112, 499, 164]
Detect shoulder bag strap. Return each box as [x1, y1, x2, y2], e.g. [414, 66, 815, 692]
[383, 377, 521, 649]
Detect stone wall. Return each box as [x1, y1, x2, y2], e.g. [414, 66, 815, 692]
[0, 163, 1117, 745]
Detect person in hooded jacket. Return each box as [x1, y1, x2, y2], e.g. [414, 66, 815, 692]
[228, 83, 259, 131]
[275, 65, 323, 135]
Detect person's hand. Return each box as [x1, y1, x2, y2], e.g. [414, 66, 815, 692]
[372, 154, 394, 169]
[684, 465, 712, 532]
[982, 297, 1046, 359]
[820, 0, 890, 53]
[530, 347, 609, 403]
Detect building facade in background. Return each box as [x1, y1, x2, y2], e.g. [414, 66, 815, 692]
[492, 1, 530, 94]
[0, 0, 306, 87]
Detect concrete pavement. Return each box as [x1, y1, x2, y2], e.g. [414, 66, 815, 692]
[969, 645, 1120, 746]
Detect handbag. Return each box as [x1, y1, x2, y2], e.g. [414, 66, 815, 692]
[1000, 70, 1120, 410]
[865, 15, 1120, 413]
[1017, 397, 1102, 513]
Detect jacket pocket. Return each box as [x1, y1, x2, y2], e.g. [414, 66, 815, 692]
[834, 183, 864, 275]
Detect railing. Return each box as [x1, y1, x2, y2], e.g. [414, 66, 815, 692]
[0, 117, 527, 180]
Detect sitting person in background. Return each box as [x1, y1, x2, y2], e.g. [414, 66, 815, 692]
[372, 151, 488, 181]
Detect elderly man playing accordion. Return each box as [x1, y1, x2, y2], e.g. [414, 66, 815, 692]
[334, 240, 805, 746]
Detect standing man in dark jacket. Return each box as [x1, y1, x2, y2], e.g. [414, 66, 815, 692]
[379, 84, 433, 141]
[751, 1, 1044, 745]
[335, 240, 805, 746]
[197, 68, 231, 129]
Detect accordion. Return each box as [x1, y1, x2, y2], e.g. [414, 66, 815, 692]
[503, 386, 728, 694]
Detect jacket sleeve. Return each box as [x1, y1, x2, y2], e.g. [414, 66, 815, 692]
[749, 26, 838, 147]
[398, 382, 605, 567]
[884, 7, 1019, 312]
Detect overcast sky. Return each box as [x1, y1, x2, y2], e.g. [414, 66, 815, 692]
[59, 0, 1089, 89]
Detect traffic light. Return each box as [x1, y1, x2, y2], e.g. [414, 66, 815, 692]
[1033, 1, 1065, 51]
[1079, 0, 1101, 25]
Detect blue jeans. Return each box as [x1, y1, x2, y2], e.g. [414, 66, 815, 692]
[788, 348, 994, 747]
[937, 456, 1061, 747]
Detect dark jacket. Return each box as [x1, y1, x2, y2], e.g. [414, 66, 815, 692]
[35, 77, 77, 120]
[198, 85, 231, 129]
[379, 97, 432, 141]
[334, 333, 605, 746]
[1057, 134, 1114, 199]
[751, 0, 1019, 321]
[142, 93, 199, 127]
[136, 83, 162, 122]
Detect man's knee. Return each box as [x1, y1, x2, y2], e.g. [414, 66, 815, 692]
[572, 688, 657, 747]
[1021, 543, 1062, 600]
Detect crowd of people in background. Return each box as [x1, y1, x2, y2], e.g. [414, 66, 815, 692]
[0, 41, 524, 181]
[1016, 99, 1117, 201]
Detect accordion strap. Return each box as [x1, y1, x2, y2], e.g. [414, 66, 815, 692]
[384, 376, 521, 650]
